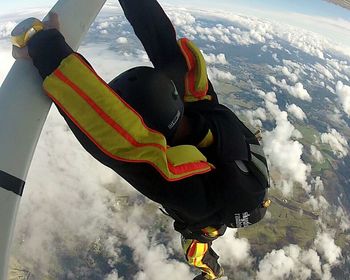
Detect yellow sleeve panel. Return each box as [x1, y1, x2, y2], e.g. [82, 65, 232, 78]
[197, 129, 214, 148]
[178, 38, 211, 102]
[43, 54, 213, 181]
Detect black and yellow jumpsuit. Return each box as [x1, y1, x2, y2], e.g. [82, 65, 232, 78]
[27, 0, 260, 279]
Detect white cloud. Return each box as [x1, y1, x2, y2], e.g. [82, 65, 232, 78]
[94, 20, 114, 34]
[168, 10, 196, 27]
[104, 270, 124, 280]
[262, 101, 311, 195]
[339, 63, 350, 79]
[212, 228, 253, 269]
[283, 60, 308, 81]
[311, 176, 324, 193]
[78, 43, 152, 81]
[286, 104, 307, 120]
[299, 249, 323, 278]
[207, 35, 216, 42]
[268, 64, 300, 83]
[280, 30, 325, 60]
[208, 67, 235, 81]
[162, 5, 350, 67]
[243, 107, 267, 128]
[326, 107, 348, 127]
[326, 85, 335, 94]
[0, 21, 16, 39]
[116, 37, 128, 44]
[256, 246, 302, 280]
[282, 59, 302, 71]
[255, 89, 278, 103]
[281, 66, 299, 83]
[257, 249, 295, 280]
[265, 91, 278, 103]
[274, 12, 350, 49]
[269, 41, 282, 50]
[314, 63, 334, 80]
[121, 210, 193, 280]
[175, 13, 269, 46]
[310, 145, 324, 163]
[214, 11, 327, 58]
[272, 53, 279, 63]
[257, 242, 341, 280]
[97, 21, 113, 30]
[306, 195, 329, 212]
[335, 81, 350, 116]
[14, 108, 126, 275]
[314, 232, 342, 266]
[336, 206, 350, 232]
[326, 58, 342, 72]
[231, 9, 349, 57]
[194, 24, 233, 44]
[268, 76, 312, 101]
[320, 128, 349, 158]
[202, 52, 228, 65]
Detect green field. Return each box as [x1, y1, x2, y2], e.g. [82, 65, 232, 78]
[237, 189, 318, 256]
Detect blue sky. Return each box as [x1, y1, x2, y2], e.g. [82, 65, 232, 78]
[170, 0, 350, 20]
[1, 0, 350, 20]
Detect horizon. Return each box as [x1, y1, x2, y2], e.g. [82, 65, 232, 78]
[1, 0, 350, 19]
[1, 0, 350, 48]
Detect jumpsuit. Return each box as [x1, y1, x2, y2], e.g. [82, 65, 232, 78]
[26, 0, 268, 278]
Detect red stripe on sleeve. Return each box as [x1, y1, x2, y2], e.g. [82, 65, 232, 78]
[73, 54, 165, 137]
[54, 69, 166, 152]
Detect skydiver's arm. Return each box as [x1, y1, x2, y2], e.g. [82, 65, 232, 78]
[118, 0, 188, 98]
[27, 29, 213, 182]
[118, 0, 220, 104]
[118, 0, 186, 70]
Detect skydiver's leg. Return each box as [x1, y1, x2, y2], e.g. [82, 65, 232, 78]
[118, 0, 187, 96]
[181, 236, 224, 280]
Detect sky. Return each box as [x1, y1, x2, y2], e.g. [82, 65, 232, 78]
[1, 0, 350, 19]
[171, 0, 350, 19]
[1, 0, 350, 47]
[1, 1, 350, 279]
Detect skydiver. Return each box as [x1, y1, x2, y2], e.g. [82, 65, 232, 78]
[12, 1, 270, 279]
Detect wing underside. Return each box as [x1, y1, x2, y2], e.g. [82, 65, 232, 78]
[326, 0, 350, 10]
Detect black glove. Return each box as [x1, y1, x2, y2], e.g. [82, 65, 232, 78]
[28, 29, 73, 79]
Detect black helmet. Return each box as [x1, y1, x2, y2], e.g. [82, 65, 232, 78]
[109, 66, 184, 141]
